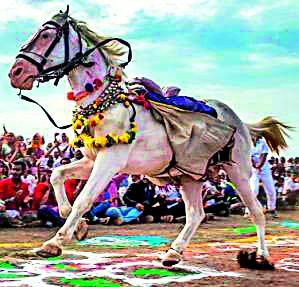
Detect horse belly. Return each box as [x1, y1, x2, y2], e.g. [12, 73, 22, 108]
[123, 132, 172, 175]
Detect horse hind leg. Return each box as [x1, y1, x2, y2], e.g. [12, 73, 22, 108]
[224, 162, 274, 270]
[161, 176, 204, 266]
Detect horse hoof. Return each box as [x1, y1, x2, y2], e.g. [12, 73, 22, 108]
[161, 248, 182, 267]
[237, 250, 275, 270]
[74, 219, 89, 241]
[36, 243, 62, 258]
[162, 258, 180, 267]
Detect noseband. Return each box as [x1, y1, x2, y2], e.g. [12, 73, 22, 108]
[16, 6, 132, 86]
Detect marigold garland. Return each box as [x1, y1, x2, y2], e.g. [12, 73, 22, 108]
[70, 91, 139, 149]
[70, 121, 138, 149]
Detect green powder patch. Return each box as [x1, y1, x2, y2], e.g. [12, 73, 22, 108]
[0, 273, 28, 279]
[132, 268, 190, 278]
[51, 263, 79, 271]
[0, 262, 17, 269]
[59, 277, 121, 287]
[46, 256, 64, 261]
[233, 225, 256, 235]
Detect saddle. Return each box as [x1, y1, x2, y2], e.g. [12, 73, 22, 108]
[128, 77, 218, 118]
[128, 77, 236, 181]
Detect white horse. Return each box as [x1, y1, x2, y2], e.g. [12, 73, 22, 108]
[9, 8, 289, 269]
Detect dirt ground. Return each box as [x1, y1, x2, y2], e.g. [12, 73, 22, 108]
[1, 210, 299, 287]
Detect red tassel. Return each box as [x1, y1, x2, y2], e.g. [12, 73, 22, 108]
[67, 91, 75, 101]
[133, 94, 151, 110]
[93, 78, 103, 88]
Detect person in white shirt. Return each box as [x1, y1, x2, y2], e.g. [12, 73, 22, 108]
[282, 169, 299, 205]
[248, 136, 278, 218]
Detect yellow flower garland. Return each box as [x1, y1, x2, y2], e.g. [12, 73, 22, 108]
[70, 121, 138, 149]
[70, 92, 139, 149]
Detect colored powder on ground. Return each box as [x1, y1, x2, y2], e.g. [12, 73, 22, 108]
[46, 256, 64, 261]
[280, 221, 299, 229]
[0, 262, 17, 269]
[132, 268, 189, 277]
[60, 277, 120, 287]
[233, 225, 256, 235]
[0, 242, 33, 248]
[0, 273, 27, 279]
[52, 263, 78, 271]
[79, 235, 169, 248]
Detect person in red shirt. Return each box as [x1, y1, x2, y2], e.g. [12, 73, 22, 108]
[31, 169, 56, 211]
[0, 160, 29, 226]
[0, 160, 29, 210]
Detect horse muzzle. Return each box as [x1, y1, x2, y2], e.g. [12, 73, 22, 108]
[9, 59, 38, 90]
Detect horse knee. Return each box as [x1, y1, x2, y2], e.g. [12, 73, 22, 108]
[250, 209, 266, 225]
[50, 168, 64, 185]
[188, 210, 205, 226]
[73, 200, 92, 215]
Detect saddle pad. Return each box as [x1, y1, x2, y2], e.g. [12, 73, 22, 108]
[145, 92, 218, 118]
[148, 102, 235, 180]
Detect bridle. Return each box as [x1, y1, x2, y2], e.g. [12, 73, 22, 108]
[15, 5, 133, 130]
[16, 5, 132, 87]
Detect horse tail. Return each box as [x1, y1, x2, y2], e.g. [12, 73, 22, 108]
[246, 116, 293, 154]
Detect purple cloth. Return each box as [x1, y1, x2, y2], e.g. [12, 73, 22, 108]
[95, 174, 128, 207]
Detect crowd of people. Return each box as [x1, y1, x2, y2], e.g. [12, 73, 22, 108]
[0, 129, 298, 228]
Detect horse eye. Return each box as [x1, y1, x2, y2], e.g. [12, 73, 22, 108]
[41, 33, 49, 39]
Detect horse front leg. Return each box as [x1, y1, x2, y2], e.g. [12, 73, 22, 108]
[162, 176, 204, 266]
[36, 147, 129, 258]
[50, 156, 93, 218]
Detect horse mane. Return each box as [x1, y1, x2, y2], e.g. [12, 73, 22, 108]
[53, 14, 126, 67]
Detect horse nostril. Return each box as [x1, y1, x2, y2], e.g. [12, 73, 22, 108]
[13, 67, 23, 77]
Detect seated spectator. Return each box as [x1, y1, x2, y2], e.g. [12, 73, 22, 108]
[31, 169, 56, 212]
[122, 176, 156, 222]
[8, 137, 27, 163]
[1, 132, 16, 162]
[27, 133, 45, 159]
[282, 168, 299, 207]
[0, 160, 9, 180]
[222, 181, 243, 214]
[59, 133, 73, 158]
[52, 151, 64, 169]
[71, 150, 84, 162]
[22, 160, 37, 196]
[0, 160, 30, 227]
[202, 179, 230, 217]
[102, 175, 155, 225]
[152, 183, 185, 223]
[35, 174, 75, 228]
[87, 173, 128, 223]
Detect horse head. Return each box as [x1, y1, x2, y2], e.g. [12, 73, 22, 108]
[9, 6, 80, 89]
[9, 5, 131, 102]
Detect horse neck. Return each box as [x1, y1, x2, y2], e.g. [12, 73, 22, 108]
[67, 49, 108, 107]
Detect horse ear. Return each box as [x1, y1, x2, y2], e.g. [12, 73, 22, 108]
[60, 5, 70, 16]
[65, 5, 70, 16]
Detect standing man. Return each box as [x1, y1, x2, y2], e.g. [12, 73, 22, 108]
[248, 136, 278, 218]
